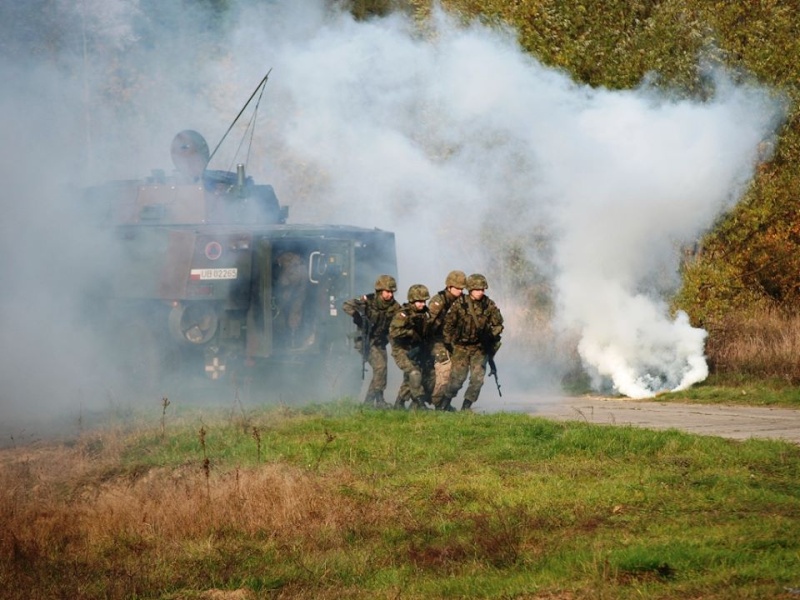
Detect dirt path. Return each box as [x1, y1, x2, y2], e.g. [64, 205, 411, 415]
[480, 393, 800, 444]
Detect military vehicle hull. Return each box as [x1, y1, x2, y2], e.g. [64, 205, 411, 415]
[85, 162, 397, 401]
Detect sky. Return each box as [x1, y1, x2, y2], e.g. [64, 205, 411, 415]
[0, 0, 785, 428]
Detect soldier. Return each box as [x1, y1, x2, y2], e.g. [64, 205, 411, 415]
[390, 284, 435, 410]
[440, 273, 504, 412]
[170, 130, 210, 184]
[273, 251, 313, 349]
[342, 275, 401, 408]
[427, 270, 467, 410]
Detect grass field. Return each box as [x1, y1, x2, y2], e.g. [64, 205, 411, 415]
[1, 398, 798, 599]
[639, 374, 800, 408]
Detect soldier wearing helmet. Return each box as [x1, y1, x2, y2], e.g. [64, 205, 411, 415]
[273, 250, 313, 350]
[389, 284, 435, 410]
[171, 130, 210, 184]
[342, 274, 401, 408]
[440, 273, 504, 412]
[427, 270, 467, 410]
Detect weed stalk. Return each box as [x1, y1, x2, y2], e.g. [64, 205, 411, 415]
[252, 426, 262, 463]
[160, 396, 170, 440]
[199, 426, 210, 501]
[313, 429, 336, 471]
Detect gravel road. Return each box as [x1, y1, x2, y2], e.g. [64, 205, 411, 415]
[479, 393, 800, 444]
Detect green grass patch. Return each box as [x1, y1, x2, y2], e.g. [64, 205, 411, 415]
[1, 401, 798, 599]
[651, 373, 800, 407]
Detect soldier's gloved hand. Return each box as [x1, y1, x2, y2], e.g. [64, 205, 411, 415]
[352, 312, 363, 327]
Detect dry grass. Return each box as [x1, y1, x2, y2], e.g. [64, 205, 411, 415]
[705, 311, 800, 382]
[0, 427, 395, 599]
[2, 407, 798, 599]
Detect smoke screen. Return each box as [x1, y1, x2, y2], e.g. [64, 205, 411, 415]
[0, 1, 785, 430]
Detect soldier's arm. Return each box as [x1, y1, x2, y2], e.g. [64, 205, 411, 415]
[342, 297, 359, 316]
[428, 296, 444, 319]
[485, 301, 504, 353]
[489, 301, 504, 338]
[390, 311, 414, 342]
[443, 305, 458, 347]
[342, 296, 367, 325]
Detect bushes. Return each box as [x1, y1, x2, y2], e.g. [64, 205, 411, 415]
[704, 310, 800, 382]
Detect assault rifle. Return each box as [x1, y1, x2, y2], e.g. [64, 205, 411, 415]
[487, 352, 502, 397]
[478, 331, 502, 397]
[355, 307, 371, 380]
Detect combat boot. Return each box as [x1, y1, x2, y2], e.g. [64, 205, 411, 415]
[393, 395, 407, 410]
[374, 392, 391, 410]
[410, 397, 428, 410]
[461, 399, 473, 412]
[436, 396, 456, 412]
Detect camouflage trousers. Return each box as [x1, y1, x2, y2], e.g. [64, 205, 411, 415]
[365, 344, 389, 398]
[391, 347, 434, 406]
[444, 343, 487, 405]
[430, 341, 452, 407]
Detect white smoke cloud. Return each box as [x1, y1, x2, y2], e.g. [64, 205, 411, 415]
[545, 74, 779, 397]
[0, 0, 785, 430]
[242, 6, 782, 397]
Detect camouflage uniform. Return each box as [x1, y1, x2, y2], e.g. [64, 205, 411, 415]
[441, 274, 504, 411]
[390, 285, 435, 410]
[342, 275, 401, 408]
[427, 270, 467, 409]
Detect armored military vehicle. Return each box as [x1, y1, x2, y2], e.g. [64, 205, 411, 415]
[85, 126, 397, 400]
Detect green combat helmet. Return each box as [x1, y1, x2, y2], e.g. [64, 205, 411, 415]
[407, 284, 430, 302]
[445, 270, 467, 289]
[170, 130, 210, 182]
[466, 273, 488, 291]
[374, 274, 398, 292]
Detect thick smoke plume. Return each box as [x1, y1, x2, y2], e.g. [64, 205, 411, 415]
[0, 0, 785, 429]
[542, 73, 780, 397]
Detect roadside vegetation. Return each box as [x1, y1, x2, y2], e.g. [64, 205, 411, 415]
[1, 401, 799, 599]
[655, 374, 800, 407]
